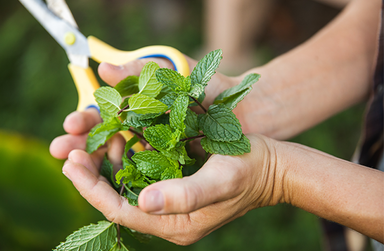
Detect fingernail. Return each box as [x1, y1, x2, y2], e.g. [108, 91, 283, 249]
[109, 63, 124, 71]
[144, 190, 164, 213]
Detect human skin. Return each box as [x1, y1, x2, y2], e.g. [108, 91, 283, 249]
[50, 0, 383, 245]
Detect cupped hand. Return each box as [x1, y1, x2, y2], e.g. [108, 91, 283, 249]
[61, 134, 283, 245]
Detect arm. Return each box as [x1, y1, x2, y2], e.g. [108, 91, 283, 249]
[278, 142, 384, 242]
[231, 0, 381, 139]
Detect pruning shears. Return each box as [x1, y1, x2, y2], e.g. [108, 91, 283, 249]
[19, 0, 190, 152]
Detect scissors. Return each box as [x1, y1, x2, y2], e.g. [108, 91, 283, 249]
[19, 0, 190, 152]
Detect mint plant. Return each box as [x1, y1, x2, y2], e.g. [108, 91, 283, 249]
[54, 49, 260, 251]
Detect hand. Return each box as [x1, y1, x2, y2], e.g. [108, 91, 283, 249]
[60, 132, 283, 245]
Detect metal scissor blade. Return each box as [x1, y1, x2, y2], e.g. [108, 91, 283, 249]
[46, 0, 78, 29]
[19, 0, 90, 59]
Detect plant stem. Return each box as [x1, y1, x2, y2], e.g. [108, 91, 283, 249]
[190, 96, 207, 113]
[117, 224, 121, 248]
[180, 134, 205, 142]
[117, 104, 130, 115]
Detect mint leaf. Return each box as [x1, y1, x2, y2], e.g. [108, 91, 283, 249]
[86, 117, 121, 153]
[138, 62, 162, 98]
[114, 76, 139, 97]
[123, 227, 152, 244]
[214, 73, 260, 109]
[170, 94, 189, 132]
[123, 186, 140, 206]
[199, 104, 242, 142]
[100, 155, 119, 190]
[184, 109, 199, 137]
[161, 166, 182, 180]
[182, 76, 192, 93]
[162, 143, 195, 165]
[159, 92, 178, 109]
[132, 150, 172, 179]
[116, 165, 147, 189]
[188, 83, 205, 99]
[143, 124, 181, 151]
[218, 88, 252, 110]
[124, 135, 140, 154]
[200, 135, 251, 155]
[54, 221, 116, 251]
[152, 113, 170, 126]
[123, 111, 161, 128]
[94, 87, 122, 119]
[156, 68, 188, 92]
[127, 93, 168, 114]
[190, 49, 222, 88]
[110, 242, 130, 251]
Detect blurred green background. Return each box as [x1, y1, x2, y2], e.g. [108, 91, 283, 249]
[0, 0, 366, 250]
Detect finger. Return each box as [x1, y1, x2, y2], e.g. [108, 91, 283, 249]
[68, 149, 106, 177]
[63, 108, 102, 135]
[50, 134, 88, 159]
[62, 156, 129, 223]
[138, 154, 246, 214]
[98, 58, 175, 87]
[107, 133, 126, 173]
[62, 154, 166, 233]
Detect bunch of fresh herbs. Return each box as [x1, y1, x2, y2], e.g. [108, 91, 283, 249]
[55, 49, 260, 251]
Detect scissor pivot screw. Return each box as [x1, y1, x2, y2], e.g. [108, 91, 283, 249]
[64, 32, 76, 45]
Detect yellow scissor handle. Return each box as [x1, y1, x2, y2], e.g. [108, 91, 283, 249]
[88, 36, 190, 77]
[68, 64, 145, 152]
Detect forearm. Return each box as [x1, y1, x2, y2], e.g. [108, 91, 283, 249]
[238, 0, 380, 139]
[278, 141, 384, 242]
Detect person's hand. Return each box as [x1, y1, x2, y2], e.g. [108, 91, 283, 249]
[59, 133, 283, 245]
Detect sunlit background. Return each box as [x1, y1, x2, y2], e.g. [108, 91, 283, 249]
[0, 0, 366, 250]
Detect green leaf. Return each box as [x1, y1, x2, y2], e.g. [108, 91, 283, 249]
[138, 62, 162, 98]
[182, 76, 192, 93]
[156, 68, 188, 92]
[162, 144, 195, 166]
[214, 73, 260, 109]
[116, 165, 148, 189]
[54, 221, 116, 251]
[184, 109, 199, 137]
[127, 94, 168, 115]
[199, 104, 242, 142]
[86, 117, 122, 153]
[109, 241, 130, 251]
[114, 76, 139, 97]
[218, 88, 252, 110]
[161, 166, 182, 180]
[124, 135, 140, 154]
[188, 83, 205, 99]
[143, 124, 180, 151]
[123, 111, 161, 128]
[200, 135, 251, 155]
[190, 49, 222, 88]
[159, 92, 178, 109]
[132, 150, 172, 179]
[100, 155, 120, 190]
[123, 227, 152, 244]
[94, 87, 122, 119]
[170, 94, 189, 132]
[123, 186, 140, 206]
[153, 113, 170, 126]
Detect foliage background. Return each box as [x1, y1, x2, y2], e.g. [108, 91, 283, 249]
[0, 0, 367, 250]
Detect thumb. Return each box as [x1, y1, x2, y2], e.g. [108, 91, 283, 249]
[138, 155, 244, 214]
[98, 58, 175, 86]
